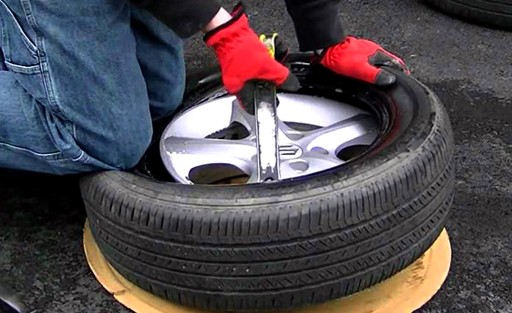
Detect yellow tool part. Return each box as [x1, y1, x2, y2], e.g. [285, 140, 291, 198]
[259, 33, 279, 59]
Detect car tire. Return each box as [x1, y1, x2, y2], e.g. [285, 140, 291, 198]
[424, 0, 512, 30]
[80, 58, 455, 312]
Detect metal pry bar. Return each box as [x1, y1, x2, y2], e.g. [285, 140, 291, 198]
[253, 81, 280, 182]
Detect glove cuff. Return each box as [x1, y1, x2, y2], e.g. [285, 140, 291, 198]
[204, 2, 246, 45]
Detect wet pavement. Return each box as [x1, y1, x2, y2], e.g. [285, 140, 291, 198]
[1, 0, 511, 312]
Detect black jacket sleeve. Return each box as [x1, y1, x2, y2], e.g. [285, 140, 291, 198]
[284, 0, 345, 51]
[131, 0, 343, 51]
[130, 0, 221, 39]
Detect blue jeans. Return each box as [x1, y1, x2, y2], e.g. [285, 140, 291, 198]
[0, 0, 185, 174]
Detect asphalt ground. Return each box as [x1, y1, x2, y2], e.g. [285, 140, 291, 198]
[1, 0, 511, 312]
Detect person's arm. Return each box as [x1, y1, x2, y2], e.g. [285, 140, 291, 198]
[130, 0, 222, 38]
[132, 1, 298, 95]
[284, 0, 345, 51]
[285, 0, 408, 86]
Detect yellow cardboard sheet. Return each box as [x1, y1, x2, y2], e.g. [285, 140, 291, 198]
[84, 222, 451, 313]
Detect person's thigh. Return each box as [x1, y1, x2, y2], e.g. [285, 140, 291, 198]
[0, 71, 115, 174]
[0, 0, 153, 171]
[130, 7, 186, 120]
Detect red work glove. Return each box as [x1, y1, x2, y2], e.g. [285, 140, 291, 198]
[318, 36, 410, 86]
[204, 4, 299, 95]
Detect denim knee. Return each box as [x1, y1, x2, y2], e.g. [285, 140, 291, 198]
[151, 71, 185, 120]
[99, 121, 153, 171]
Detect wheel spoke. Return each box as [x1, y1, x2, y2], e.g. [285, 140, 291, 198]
[298, 114, 378, 155]
[280, 151, 345, 179]
[229, 99, 256, 135]
[246, 171, 260, 184]
[277, 120, 305, 141]
[162, 136, 256, 182]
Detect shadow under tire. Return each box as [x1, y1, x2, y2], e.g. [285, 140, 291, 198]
[424, 0, 512, 30]
[80, 60, 455, 312]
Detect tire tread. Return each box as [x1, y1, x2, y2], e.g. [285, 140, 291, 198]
[425, 0, 512, 29]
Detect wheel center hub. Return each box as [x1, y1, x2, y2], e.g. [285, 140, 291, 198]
[279, 144, 303, 160]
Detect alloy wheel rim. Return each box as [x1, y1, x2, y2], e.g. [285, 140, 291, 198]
[160, 93, 379, 184]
